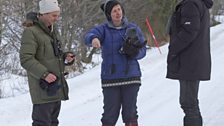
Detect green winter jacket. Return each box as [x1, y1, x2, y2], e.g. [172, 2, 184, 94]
[20, 19, 69, 104]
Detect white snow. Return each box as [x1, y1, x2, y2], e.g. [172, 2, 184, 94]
[0, 22, 224, 126]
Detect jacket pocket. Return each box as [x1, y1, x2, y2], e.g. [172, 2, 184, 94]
[101, 63, 114, 76]
[39, 85, 60, 101]
[167, 53, 180, 73]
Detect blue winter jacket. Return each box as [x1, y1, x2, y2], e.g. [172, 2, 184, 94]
[85, 20, 146, 80]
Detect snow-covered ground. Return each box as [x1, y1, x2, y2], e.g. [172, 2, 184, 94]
[0, 22, 224, 126]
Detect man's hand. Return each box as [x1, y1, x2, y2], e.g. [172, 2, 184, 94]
[44, 73, 57, 83]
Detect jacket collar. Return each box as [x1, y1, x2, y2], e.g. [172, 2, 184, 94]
[107, 17, 129, 29]
[202, 0, 213, 9]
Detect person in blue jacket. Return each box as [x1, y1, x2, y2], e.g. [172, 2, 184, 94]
[84, 0, 146, 126]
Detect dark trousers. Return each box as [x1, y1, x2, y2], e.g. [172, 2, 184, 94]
[32, 101, 61, 126]
[179, 80, 202, 126]
[101, 84, 140, 126]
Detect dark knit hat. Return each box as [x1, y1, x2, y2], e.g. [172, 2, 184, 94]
[100, 0, 123, 21]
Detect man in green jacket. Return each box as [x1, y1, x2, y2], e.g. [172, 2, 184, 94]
[19, 0, 74, 125]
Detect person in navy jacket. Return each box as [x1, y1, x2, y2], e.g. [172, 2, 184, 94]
[166, 0, 213, 126]
[84, 0, 146, 125]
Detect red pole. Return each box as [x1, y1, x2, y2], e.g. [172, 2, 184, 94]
[146, 17, 162, 54]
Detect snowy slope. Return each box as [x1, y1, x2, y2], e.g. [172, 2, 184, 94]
[0, 23, 224, 126]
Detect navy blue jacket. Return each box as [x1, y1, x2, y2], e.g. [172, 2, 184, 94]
[166, 0, 213, 80]
[85, 20, 146, 80]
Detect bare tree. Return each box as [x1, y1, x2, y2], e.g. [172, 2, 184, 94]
[0, 0, 38, 77]
[211, 0, 224, 25]
[0, 0, 223, 78]
[0, 0, 3, 44]
[58, 0, 104, 73]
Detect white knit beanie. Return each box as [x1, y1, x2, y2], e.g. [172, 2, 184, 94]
[39, 0, 60, 14]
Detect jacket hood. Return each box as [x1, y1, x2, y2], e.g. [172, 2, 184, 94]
[107, 17, 128, 29]
[202, 0, 213, 9]
[22, 12, 38, 27]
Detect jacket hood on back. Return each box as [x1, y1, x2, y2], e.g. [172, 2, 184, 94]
[22, 12, 38, 27]
[202, 0, 213, 9]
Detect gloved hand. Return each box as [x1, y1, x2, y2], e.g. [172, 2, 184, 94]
[120, 37, 146, 59]
[122, 38, 139, 58]
[40, 75, 61, 96]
